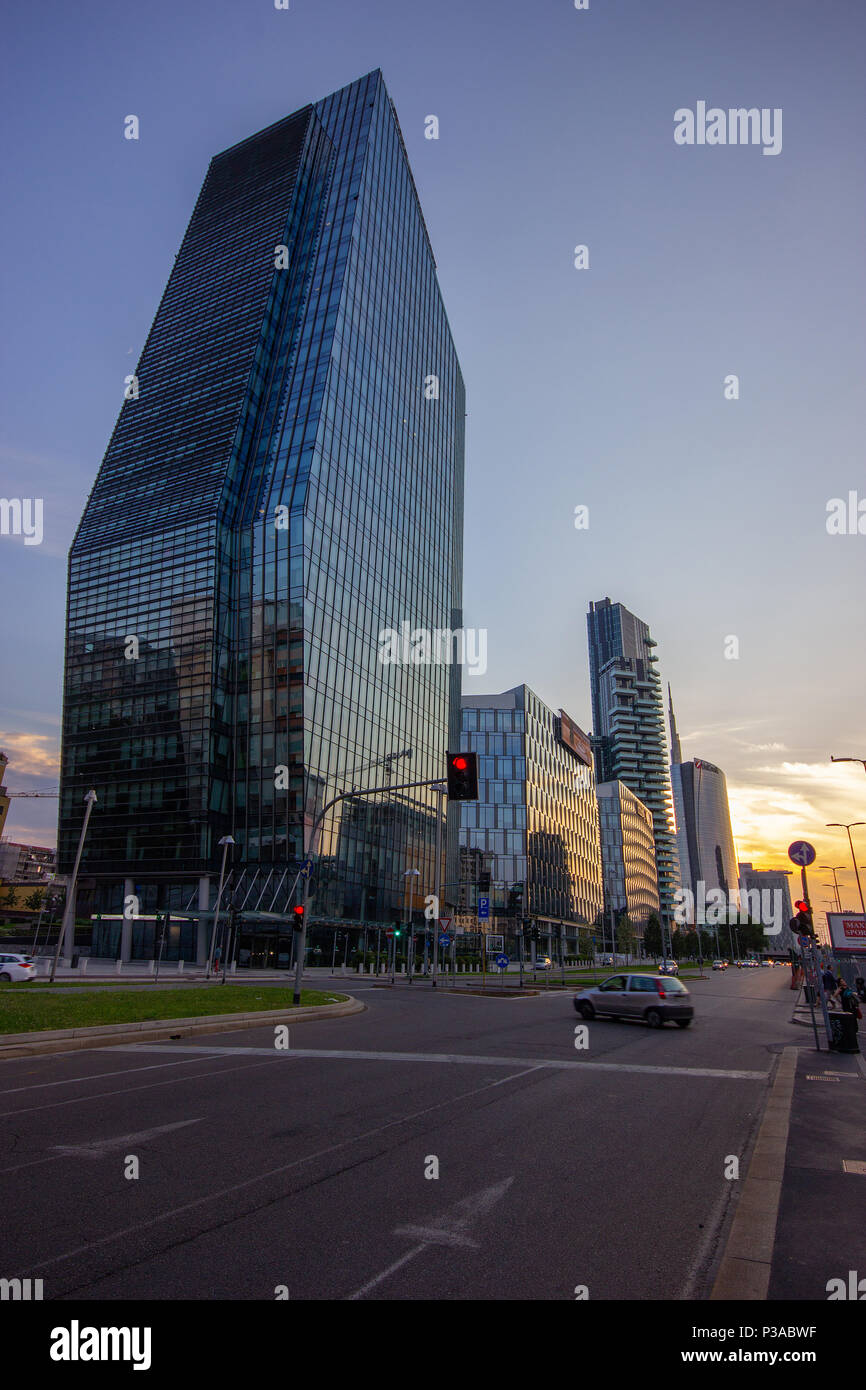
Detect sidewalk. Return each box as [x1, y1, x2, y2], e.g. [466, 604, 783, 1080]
[768, 1046, 866, 1299]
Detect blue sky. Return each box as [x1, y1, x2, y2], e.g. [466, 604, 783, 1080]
[1, 0, 864, 906]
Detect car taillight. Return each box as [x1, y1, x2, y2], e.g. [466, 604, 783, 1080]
[656, 983, 666, 997]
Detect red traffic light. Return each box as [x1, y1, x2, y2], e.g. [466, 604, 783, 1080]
[293, 905, 304, 917]
[446, 750, 478, 801]
[795, 900, 809, 913]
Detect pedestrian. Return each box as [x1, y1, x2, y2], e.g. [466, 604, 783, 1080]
[838, 979, 862, 1021]
[213, 948, 221, 976]
[822, 967, 838, 1005]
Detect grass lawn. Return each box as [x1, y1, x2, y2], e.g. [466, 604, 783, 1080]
[0, 986, 346, 1035]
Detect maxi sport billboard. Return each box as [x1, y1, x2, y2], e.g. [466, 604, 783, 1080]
[826, 913, 866, 954]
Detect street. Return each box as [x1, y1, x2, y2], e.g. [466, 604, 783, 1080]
[6, 966, 857, 1302]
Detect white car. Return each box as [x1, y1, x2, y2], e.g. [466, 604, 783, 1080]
[534, 956, 553, 970]
[712, 959, 727, 971]
[0, 952, 37, 982]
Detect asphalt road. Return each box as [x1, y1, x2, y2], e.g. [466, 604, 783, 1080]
[0, 967, 811, 1300]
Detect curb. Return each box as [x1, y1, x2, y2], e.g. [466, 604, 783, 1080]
[709, 1045, 797, 1300]
[0, 997, 365, 1058]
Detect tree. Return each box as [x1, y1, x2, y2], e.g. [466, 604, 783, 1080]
[644, 914, 663, 959]
[0, 884, 16, 911]
[616, 913, 635, 959]
[25, 890, 45, 913]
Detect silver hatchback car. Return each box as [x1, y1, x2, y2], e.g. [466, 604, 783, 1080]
[574, 973, 694, 1028]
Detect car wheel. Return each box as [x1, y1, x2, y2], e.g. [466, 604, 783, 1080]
[0, 972, 11, 982]
[675, 1019, 691, 1029]
[576, 1002, 595, 1020]
[645, 1008, 663, 1028]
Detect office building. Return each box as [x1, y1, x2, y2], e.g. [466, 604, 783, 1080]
[738, 862, 797, 956]
[586, 598, 680, 919]
[596, 780, 659, 946]
[460, 687, 604, 955]
[669, 688, 739, 919]
[59, 71, 465, 964]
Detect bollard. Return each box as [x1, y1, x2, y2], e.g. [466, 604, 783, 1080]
[177, 959, 184, 973]
[115, 959, 123, 974]
[79, 958, 88, 975]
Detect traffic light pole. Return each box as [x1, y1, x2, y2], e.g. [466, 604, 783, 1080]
[292, 776, 448, 1007]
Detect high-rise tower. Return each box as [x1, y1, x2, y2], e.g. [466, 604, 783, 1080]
[59, 72, 465, 954]
[586, 598, 679, 919]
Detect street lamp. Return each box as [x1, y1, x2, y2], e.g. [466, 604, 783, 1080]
[826, 824, 866, 914]
[403, 868, 420, 983]
[205, 835, 235, 977]
[830, 756, 866, 776]
[819, 866, 846, 914]
[51, 789, 97, 983]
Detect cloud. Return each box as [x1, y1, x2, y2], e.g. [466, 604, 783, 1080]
[0, 731, 60, 780]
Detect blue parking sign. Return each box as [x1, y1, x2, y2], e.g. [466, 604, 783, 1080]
[478, 896, 490, 921]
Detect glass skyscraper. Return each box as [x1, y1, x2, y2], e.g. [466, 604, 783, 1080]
[59, 72, 465, 961]
[460, 687, 603, 953]
[586, 598, 678, 920]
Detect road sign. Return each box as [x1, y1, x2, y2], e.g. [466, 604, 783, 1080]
[788, 841, 816, 867]
[439, 917, 452, 933]
[478, 895, 490, 921]
[385, 928, 394, 938]
[485, 934, 504, 953]
[299, 858, 313, 879]
[495, 954, 509, 969]
[439, 934, 451, 949]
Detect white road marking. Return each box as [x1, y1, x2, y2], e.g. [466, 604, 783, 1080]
[11, 1068, 535, 1281]
[842, 1160, 866, 1175]
[100, 1043, 768, 1081]
[348, 1177, 514, 1299]
[51, 1118, 204, 1158]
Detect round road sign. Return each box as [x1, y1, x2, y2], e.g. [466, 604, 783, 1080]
[788, 841, 816, 867]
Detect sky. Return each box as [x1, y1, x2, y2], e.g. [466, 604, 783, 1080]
[1, 0, 864, 915]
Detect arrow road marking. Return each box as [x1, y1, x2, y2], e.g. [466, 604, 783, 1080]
[347, 1176, 514, 1299]
[51, 1117, 204, 1158]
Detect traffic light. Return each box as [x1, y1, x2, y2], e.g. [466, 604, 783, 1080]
[292, 905, 304, 931]
[507, 883, 524, 916]
[446, 751, 478, 801]
[792, 900, 814, 936]
[478, 870, 491, 893]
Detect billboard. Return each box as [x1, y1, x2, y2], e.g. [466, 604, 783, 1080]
[827, 913, 866, 953]
[557, 710, 592, 766]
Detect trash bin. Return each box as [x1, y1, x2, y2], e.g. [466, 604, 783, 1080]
[804, 984, 817, 1004]
[71, 952, 80, 969]
[828, 1013, 859, 1054]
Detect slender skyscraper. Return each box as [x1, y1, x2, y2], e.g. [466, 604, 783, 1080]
[59, 72, 465, 963]
[586, 598, 679, 919]
[668, 689, 739, 921]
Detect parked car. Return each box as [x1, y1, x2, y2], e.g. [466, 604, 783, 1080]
[0, 953, 37, 982]
[712, 959, 727, 971]
[601, 955, 615, 967]
[574, 973, 693, 1028]
[658, 960, 679, 975]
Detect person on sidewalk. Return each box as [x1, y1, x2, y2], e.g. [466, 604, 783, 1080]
[839, 979, 861, 1022]
[822, 967, 839, 1006]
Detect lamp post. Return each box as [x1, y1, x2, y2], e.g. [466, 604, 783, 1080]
[51, 789, 97, 983]
[819, 866, 845, 914]
[205, 835, 235, 978]
[830, 756, 866, 776]
[403, 868, 420, 983]
[826, 823, 866, 914]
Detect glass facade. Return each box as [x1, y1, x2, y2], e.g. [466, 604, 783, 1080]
[671, 759, 739, 911]
[596, 779, 660, 938]
[460, 687, 603, 931]
[60, 72, 464, 949]
[587, 598, 678, 919]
